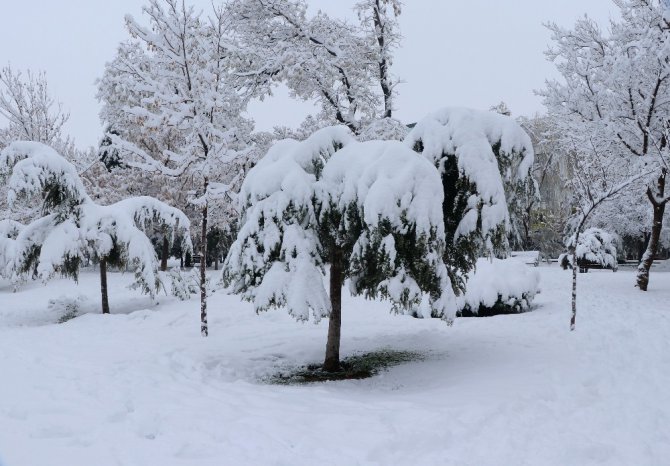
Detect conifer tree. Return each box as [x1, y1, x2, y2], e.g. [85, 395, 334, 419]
[0, 141, 191, 314]
[223, 127, 454, 371]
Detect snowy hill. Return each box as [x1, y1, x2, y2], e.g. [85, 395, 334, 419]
[1, 266, 669, 465]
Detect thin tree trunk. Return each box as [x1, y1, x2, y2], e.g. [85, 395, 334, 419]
[200, 179, 209, 337]
[570, 237, 579, 331]
[214, 254, 219, 271]
[637, 169, 667, 291]
[373, 0, 393, 119]
[323, 248, 343, 372]
[160, 236, 169, 272]
[100, 257, 110, 315]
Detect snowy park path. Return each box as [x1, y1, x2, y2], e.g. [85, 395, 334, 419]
[0, 266, 669, 465]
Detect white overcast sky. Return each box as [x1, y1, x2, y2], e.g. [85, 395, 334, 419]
[0, 0, 617, 149]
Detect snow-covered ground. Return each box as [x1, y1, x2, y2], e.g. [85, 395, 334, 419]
[1, 265, 669, 465]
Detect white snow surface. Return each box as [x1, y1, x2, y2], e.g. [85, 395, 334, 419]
[1, 266, 669, 465]
[458, 257, 541, 313]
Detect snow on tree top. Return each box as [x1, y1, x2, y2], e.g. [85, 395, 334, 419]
[238, 125, 356, 208]
[225, 127, 455, 322]
[0, 141, 89, 212]
[405, 107, 534, 238]
[320, 140, 444, 237]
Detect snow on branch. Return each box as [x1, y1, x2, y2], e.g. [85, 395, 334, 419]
[224, 126, 456, 322]
[0, 141, 89, 214]
[1, 141, 191, 297]
[406, 107, 534, 244]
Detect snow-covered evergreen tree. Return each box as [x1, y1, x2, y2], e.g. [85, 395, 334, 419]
[0, 65, 85, 224]
[405, 107, 536, 291]
[0, 141, 191, 314]
[223, 127, 454, 372]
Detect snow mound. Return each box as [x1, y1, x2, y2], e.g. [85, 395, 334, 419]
[457, 257, 540, 317]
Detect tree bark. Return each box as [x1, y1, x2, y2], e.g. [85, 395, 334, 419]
[100, 257, 110, 315]
[372, 0, 393, 119]
[160, 236, 169, 272]
[570, 237, 579, 331]
[200, 179, 209, 337]
[323, 247, 343, 372]
[637, 169, 667, 291]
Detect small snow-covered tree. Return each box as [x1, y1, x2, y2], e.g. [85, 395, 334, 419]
[0, 141, 191, 315]
[99, 0, 253, 335]
[565, 227, 618, 272]
[405, 107, 536, 291]
[562, 139, 650, 330]
[223, 127, 454, 372]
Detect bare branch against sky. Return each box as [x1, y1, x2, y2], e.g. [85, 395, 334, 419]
[0, 0, 615, 148]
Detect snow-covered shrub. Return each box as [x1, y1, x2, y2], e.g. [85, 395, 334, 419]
[457, 257, 540, 317]
[406, 107, 536, 290]
[0, 219, 22, 278]
[160, 267, 200, 301]
[224, 126, 454, 371]
[565, 228, 618, 272]
[48, 295, 89, 323]
[0, 141, 192, 313]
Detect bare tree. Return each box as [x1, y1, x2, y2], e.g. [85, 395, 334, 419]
[0, 65, 69, 147]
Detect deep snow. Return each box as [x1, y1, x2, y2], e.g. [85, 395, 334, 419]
[0, 265, 669, 465]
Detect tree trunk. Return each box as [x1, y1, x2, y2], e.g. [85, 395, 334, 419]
[570, 238, 578, 331]
[214, 254, 219, 271]
[637, 233, 650, 263]
[160, 236, 169, 272]
[100, 257, 110, 315]
[323, 247, 343, 372]
[200, 179, 209, 337]
[637, 169, 667, 291]
[373, 0, 393, 119]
